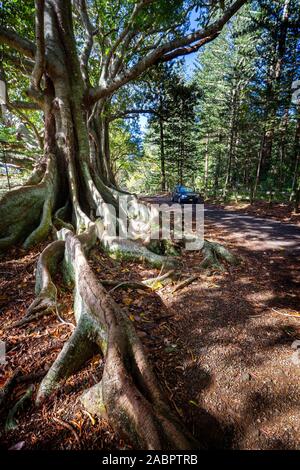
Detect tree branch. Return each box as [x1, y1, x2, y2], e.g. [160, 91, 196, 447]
[105, 0, 155, 74]
[10, 101, 41, 111]
[2, 53, 34, 75]
[160, 33, 219, 62]
[88, 0, 247, 104]
[109, 108, 157, 121]
[0, 26, 36, 59]
[31, 0, 45, 91]
[74, 0, 96, 86]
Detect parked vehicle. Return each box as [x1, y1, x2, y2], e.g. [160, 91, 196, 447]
[171, 185, 203, 203]
[0, 163, 22, 175]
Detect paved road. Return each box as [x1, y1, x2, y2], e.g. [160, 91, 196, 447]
[143, 196, 300, 253]
[204, 204, 300, 253]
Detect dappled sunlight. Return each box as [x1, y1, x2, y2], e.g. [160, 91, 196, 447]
[246, 290, 275, 303]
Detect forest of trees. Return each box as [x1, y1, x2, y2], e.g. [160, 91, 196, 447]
[118, 0, 300, 208]
[2, 1, 299, 210]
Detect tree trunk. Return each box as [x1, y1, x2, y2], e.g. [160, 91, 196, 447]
[252, 136, 265, 202]
[204, 134, 209, 197]
[290, 110, 300, 212]
[0, 0, 243, 449]
[213, 135, 222, 198]
[0, 0, 200, 449]
[278, 109, 289, 191]
[159, 115, 166, 191]
[223, 88, 238, 198]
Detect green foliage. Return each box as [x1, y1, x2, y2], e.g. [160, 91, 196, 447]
[110, 120, 141, 186]
[115, 0, 300, 204]
[124, 64, 201, 193]
[0, 125, 18, 143]
[1, 0, 35, 40]
[190, 0, 300, 200]
[2, 0, 299, 205]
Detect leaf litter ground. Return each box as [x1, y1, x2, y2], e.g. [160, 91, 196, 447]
[0, 218, 299, 449]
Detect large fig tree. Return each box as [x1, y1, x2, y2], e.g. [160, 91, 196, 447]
[0, 0, 246, 449]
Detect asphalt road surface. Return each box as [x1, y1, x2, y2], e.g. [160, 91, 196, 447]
[204, 204, 300, 253]
[144, 196, 300, 254]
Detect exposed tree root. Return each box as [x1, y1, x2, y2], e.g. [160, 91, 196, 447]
[53, 202, 74, 231]
[101, 269, 176, 292]
[23, 161, 46, 186]
[15, 370, 48, 385]
[0, 152, 236, 448]
[0, 184, 46, 250]
[5, 385, 34, 433]
[96, 216, 176, 268]
[0, 0, 248, 448]
[143, 270, 176, 287]
[0, 155, 58, 250]
[23, 194, 53, 249]
[11, 308, 52, 329]
[35, 228, 197, 449]
[0, 369, 21, 413]
[101, 280, 152, 292]
[52, 416, 81, 448]
[36, 313, 99, 402]
[146, 239, 181, 257]
[200, 240, 238, 271]
[10, 240, 65, 328]
[0, 369, 47, 425]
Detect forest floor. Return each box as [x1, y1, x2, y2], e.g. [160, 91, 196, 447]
[0, 205, 300, 449]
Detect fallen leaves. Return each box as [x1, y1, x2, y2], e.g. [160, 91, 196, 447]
[82, 410, 96, 426]
[189, 400, 200, 408]
[122, 296, 132, 306]
[151, 280, 163, 291]
[0, 295, 9, 303]
[1, 220, 299, 451]
[52, 416, 81, 448]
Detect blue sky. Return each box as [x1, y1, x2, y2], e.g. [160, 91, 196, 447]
[183, 8, 200, 77]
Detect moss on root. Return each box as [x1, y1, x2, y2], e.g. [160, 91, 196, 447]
[101, 237, 176, 268]
[0, 156, 58, 251]
[200, 240, 239, 271]
[0, 186, 46, 250]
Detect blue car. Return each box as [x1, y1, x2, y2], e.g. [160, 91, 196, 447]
[171, 185, 202, 204]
